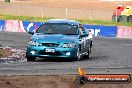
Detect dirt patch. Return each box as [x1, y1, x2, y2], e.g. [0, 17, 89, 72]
[0, 48, 13, 58]
[0, 75, 132, 88]
[11, 0, 132, 10]
[1, 0, 132, 20]
[0, 47, 26, 63]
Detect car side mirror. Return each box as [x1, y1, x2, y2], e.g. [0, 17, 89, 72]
[81, 32, 88, 37]
[28, 31, 34, 35]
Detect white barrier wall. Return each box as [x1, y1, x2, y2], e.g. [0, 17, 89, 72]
[0, 20, 132, 39]
[116, 26, 132, 38]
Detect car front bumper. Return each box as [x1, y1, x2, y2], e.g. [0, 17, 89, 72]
[26, 46, 78, 59]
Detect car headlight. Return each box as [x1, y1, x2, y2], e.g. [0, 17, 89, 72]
[63, 43, 76, 48]
[29, 41, 42, 46]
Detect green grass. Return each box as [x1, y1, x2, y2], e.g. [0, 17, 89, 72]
[77, 19, 132, 26]
[0, 14, 132, 26]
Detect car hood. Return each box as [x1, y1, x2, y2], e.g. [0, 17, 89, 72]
[31, 33, 79, 43]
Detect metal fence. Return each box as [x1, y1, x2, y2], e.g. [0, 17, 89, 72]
[0, 3, 113, 20]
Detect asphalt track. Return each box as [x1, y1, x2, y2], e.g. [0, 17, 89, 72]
[0, 32, 132, 75]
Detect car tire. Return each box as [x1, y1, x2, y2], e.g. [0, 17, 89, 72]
[89, 45, 92, 54]
[26, 53, 36, 61]
[112, 15, 116, 21]
[26, 56, 36, 61]
[75, 48, 81, 61]
[85, 47, 90, 58]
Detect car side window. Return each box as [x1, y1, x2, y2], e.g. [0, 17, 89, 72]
[79, 27, 83, 35]
[79, 25, 87, 35]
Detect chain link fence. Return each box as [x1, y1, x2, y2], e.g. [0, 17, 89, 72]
[0, 3, 113, 20]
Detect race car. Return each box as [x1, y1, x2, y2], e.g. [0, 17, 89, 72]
[26, 19, 92, 61]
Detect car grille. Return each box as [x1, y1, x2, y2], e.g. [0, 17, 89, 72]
[41, 43, 60, 47]
[38, 50, 62, 56]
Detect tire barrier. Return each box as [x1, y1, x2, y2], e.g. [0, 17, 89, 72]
[112, 5, 132, 22]
[0, 20, 132, 39]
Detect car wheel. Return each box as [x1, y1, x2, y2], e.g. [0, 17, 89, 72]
[26, 56, 36, 61]
[85, 47, 90, 58]
[89, 46, 92, 54]
[26, 53, 36, 61]
[76, 48, 81, 61]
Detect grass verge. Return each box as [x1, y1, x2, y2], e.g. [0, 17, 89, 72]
[0, 14, 132, 26]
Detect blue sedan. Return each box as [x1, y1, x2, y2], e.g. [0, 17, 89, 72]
[26, 19, 92, 61]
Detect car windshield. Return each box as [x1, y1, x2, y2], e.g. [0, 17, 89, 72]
[36, 23, 78, 35]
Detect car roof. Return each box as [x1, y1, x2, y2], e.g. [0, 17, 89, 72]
[45, 19, 79, 25]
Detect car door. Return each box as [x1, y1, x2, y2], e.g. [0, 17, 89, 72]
[82, 27, 90, 52]
[79, 27, 87, 53]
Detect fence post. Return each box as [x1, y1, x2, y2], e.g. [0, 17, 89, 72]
[45, 7, 48, 21]
[65, 7, 68, 19]
[115, 9, 117, 22]
[19, 4, 21, 16]
[42, 7, 44, 18]
[90, 9, 92, 21]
